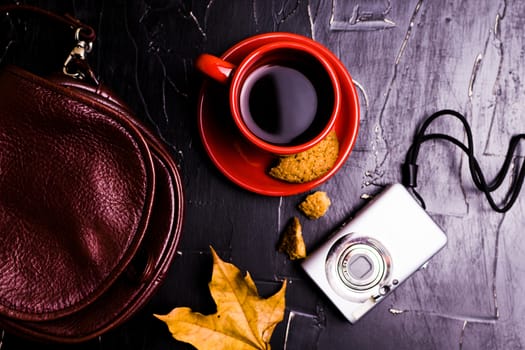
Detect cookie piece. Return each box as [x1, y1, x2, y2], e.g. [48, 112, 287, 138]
[298, 191, 331, 219]
[268, 130, 339, 183]
[277, 217, 306, 260]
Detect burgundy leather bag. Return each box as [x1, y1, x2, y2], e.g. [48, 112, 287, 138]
[0, 5, 184, 343]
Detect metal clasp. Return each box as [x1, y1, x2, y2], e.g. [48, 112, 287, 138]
[63, 28, 98, 84]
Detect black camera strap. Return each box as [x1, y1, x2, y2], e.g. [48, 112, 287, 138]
[402, 109, 525, 213]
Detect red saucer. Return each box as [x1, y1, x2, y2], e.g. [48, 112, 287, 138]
[197, 32, 360, 196]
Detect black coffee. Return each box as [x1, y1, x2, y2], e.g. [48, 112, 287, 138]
[239, 59, 334, 145]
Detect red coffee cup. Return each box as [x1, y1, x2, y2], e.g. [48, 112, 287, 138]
[196, 40, 341, 155]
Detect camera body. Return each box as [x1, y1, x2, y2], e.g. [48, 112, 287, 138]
[301, 183, 447, 323]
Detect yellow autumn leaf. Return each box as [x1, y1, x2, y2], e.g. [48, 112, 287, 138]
[155, 246, 287, 350]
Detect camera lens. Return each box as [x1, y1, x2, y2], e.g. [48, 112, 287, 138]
[325, 234, 392, 301]
[337, 243, 385, 291]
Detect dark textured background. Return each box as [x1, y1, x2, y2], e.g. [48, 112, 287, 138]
[1, 0, 524, 349]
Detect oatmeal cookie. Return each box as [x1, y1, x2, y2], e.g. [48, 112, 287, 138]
[298, 191, 331, 219]
[277, 216, 306, 260]
[268, 130, 339, 183]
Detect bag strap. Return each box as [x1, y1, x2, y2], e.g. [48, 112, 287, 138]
[0, 4, 99, 85]
[0, 4, 95, 41]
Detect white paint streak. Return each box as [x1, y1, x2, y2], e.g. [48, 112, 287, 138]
[388, 307, 497, 324]
[282, 311, 295, 350]
[352, 79, 370, 115]
[307, 1, 316, 41]
[188, 10, 206, 39]
[468, 53, 483, 98]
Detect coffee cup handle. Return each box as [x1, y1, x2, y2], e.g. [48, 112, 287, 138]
[195, 53, 236, 84]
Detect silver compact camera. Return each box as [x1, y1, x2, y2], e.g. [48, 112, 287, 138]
[301, 183, 447, 323]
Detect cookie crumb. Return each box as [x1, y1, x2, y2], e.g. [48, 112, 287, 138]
[277, 217, 306, 260]
[268, 130, 339, 183]
[298, 191, 331, 219]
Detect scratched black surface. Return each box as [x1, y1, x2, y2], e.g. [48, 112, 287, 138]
[1, 0, 524, 349]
